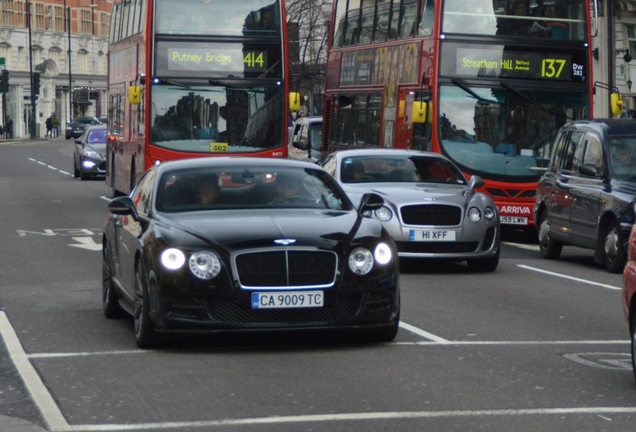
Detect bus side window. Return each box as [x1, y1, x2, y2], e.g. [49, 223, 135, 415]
[418, 0, 435, 37]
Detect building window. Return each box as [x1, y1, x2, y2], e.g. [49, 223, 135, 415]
[34, 3, 45, 29]
[78, 50, 88, 73]
[1, 0, 15, 26]
[49, 47, 61, 66]
[30, 46, 42, 65]
[52, 5, 64, 32]
[100, 12, 109, 37]
[18, 46, 25, 70]
[80, 9, 92, 34]
[16, 0, 25, 28]
[628, 25, 636, 58]
[0, 45, 9, 69]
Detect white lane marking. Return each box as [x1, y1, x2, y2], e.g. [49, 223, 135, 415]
[518, 265, 621, 290]
[58, 407, 636, 431]
[503, 241, 539, 251]
[0, 312, 70, 431]
[399, 321, 451, 344]
[59, 170, 71, 175]
[47, 165, 57, 170]
[100, 196, 112, 202]
[29, 350, 146, 359]
[37, 161, 46, 165]
[393, 340, 629, 346]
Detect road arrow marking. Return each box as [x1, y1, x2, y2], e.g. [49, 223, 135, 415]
[69, 237, 102, 251]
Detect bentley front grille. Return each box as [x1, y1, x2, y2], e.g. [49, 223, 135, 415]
[400, 204, 462, 226]
[234, 249, 337, 289]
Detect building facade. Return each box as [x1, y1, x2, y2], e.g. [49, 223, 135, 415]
[0, 0, 112, 138]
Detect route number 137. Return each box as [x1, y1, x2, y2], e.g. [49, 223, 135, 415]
[541, 58, 566, 79]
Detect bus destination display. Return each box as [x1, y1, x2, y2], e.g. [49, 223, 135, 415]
[450, 47, 585, 82]
[155, 42, 268, 78]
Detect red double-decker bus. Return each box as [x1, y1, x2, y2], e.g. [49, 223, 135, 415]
[106, 0, 297, 195]
[323, 0, 594, 229]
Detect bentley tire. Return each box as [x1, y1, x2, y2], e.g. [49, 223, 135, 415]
[134, 264, 159, 349]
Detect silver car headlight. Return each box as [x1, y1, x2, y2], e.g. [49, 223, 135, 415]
[161, 248, 186, 270]
[82, 148, 100, 158]
[189, 251, 222, 280]
[484, 206, 496, 221]
[374, 243, 392, 265]
[374, 206, 393, 222]
[468, 207, 482, 223]
[348, 247, 374, 275]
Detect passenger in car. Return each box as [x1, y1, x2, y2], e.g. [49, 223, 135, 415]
[611, 142, 633, 168]
[193, 174, 221, 205]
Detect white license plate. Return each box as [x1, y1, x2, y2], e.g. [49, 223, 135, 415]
[409, 230, 456, 241]
[252, 291, 324, 309]
[500, 216, 529, 225]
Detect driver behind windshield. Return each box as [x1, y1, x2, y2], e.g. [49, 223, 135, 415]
[272, 172, 304, 203]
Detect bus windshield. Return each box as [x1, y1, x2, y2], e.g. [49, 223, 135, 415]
[442, 0, 587, 41]
[155, 0, 281, 36]
[438, 84, 588, 180]
[150, 85, 284, 153]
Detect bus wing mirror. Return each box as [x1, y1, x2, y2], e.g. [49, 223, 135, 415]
[611, 93, 623, 116]
[128, 86, 142, 105]
[289, 92, 301, 111]
[412, 101, 428, 124]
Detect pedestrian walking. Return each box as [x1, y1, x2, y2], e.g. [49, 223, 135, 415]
[51, 115, 60, 137]
[5, 115, 13, 139]
[45, 116, 53, 137]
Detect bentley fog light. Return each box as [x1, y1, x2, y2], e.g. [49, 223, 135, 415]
[374, 206, 393, 222]
[468, 207, 482, 223]
[484, 206, 496, 221]
[161, 248, 186, 270]
[374, 243, 392, 265]
[348, 247, 374, 275]
[189, 251, 222, 280]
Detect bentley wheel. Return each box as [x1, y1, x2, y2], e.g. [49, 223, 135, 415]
[134, 264, 158, 349]
[538, 212, 562, 259]
[604, 219, 627, 273]
[102, 244, 124, 319]
[467, 246, 500, 272]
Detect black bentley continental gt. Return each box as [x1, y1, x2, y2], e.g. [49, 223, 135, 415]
[103, 157, 400, 348]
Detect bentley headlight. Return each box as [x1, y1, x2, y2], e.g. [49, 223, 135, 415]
[348, 247, 374, 275]
[189, 251, 222, 280]
[161, 248, 186, 270]
[484, 206, 496, 221]
[374, 206, 393, 222]
[468, 207, 482, 223]
[374, 243, 392, 265]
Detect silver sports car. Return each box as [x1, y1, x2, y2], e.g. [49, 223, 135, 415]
[319, 149, 501, 271]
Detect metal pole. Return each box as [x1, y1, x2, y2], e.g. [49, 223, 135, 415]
[67, 3, 72, 122]
[27, 0, 35, 138]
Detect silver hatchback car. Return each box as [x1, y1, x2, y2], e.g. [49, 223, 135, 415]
[319, 149, 501, 271]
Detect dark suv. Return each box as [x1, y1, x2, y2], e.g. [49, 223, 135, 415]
[534, 119, 636, 273]
[65, 116, 101, 139]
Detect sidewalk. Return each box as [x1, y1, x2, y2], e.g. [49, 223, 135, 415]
[0, 414, 48, 431]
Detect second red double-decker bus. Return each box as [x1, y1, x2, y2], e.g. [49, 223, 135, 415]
[106, 0, 296, 195]
[323, 0, 594, 229]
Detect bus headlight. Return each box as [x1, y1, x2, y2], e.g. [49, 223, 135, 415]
[348, 247, 374, 275]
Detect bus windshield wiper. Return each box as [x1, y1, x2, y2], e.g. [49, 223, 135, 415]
[501, 80, 572, 121]
[161, 79, 189, 88]
[501, 81, 533, 102]
[451, 78, 498, 104]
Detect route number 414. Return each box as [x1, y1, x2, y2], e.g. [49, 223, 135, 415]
[244, 52, 264, 68]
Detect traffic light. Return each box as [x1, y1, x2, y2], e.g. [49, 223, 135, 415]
[32, 72, 40, 95]
[0, 69, 8, 93]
